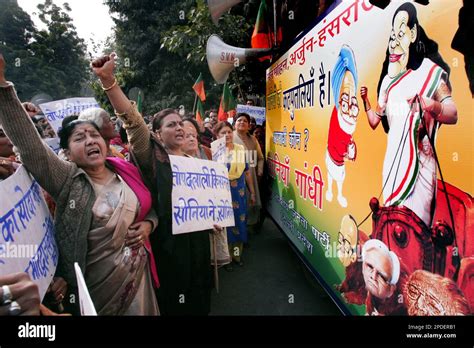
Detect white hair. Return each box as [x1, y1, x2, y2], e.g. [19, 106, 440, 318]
[362, 239, 400, 285]
[78, 108, 110, 129]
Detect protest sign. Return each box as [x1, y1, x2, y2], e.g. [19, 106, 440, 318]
[170, 155, 235, 234]
[39, 97, 99, 133]
[74, 263, 97, 316]
[44, 137, 61, 154]
[0, 166, 58, 300]
[236, 104, 266, 125]
[210, 136, 227, 163]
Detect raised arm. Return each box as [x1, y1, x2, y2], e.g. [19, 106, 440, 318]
[360, 86, 384, 130]
[0, 54, 72, 198]
[91, 53, 153, 172]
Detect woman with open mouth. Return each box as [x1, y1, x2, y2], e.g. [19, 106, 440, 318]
[0, 53, 160, 316]
[92, 52, 221, 316]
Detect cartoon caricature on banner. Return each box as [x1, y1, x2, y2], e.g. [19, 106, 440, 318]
[266, 0, 473, 315]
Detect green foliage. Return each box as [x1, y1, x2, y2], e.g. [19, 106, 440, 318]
[0, 0, 88, 101]
[105, 0, 268, 115]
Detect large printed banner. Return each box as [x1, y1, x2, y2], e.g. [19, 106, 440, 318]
[0, 166, 58, 300]
[266, 0, 473, 315]
[39, 97, 99, 133]
[170, 155, 235, 234]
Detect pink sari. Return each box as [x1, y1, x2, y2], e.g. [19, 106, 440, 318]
[107, 157, 160, 288]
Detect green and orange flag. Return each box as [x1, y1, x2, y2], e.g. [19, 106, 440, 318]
[195, 98, 205, 124]
[217, 82, 237, 122]
[251, 0, 282, 60]
[192, 73, 206, 102]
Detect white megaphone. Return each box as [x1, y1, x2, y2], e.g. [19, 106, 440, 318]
[208, 0, 242, 25]
[206, 34, 272, 84]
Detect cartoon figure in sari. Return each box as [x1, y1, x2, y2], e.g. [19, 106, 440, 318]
[360, 2, 458, 227]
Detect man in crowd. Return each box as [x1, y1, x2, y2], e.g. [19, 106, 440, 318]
[200, 116, 215, 148]
[208, 109, 218, 128]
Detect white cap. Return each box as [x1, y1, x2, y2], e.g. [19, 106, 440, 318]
[362, 239, 400, 285]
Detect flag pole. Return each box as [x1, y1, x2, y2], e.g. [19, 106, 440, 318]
[192, 93, 198, 114]
[273, 0, 277, 47]
[213, 234, 219, 293]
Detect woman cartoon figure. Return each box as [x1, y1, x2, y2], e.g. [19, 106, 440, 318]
[326, 45, 359, 208]
[360, 2, 458, 226]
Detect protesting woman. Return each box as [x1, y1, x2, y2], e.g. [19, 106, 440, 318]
[233, 113, 264, 228]
[214, 121, 256, 270]
[92, 53, 221, 315]
[0, 53, 159, 316]
[182, 117, 232, 268]
[182, 117, 212, 160]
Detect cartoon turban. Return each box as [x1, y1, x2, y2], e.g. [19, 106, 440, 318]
[331, 45, 358, 109]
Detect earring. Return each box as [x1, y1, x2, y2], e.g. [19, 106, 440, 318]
[416, 41, 425, 55]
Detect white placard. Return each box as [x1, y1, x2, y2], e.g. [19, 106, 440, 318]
[170, 155, 235, 234]
[44, 137, 61, 154]
[210, 136, 227, 163]
[74, 262, 97, 316]
[0, 166, 58, 300]
[39, 97, 99, 133]
[236, 104, 266, 125]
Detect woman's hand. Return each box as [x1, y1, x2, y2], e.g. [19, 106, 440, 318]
[126, 220, 152, 249]
[46, 277, 67, 304]
[360, 86, 369, 103]
[211, 224, 224, 235]
[249, 192, 256, 206]
[0, 53, 7, 84]
[0, 272, 40, 316]
[0, 157, 15, 179]
[22, 102, 41, 119]
[91, 52, 117, 84]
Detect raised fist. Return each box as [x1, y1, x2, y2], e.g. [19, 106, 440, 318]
[91, 52, 116, 81]
[0, 54, 5, 70]
[0, 53, 6, 83]
[360, 86, 369, 101]
[91, 55, 111, 69]
[22, 102, 41, 118]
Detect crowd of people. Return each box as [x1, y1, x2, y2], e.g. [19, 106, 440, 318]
[0, 52, 267, 316]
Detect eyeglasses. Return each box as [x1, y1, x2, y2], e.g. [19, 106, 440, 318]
[338, 232, 355, 256]
[339, 93, 359, 117]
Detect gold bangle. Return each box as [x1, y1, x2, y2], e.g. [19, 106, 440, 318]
[101, 78, 117, 91]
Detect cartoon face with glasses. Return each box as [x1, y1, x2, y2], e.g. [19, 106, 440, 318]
[326, 45, 359, 208]
[337, 215, 359, 267]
